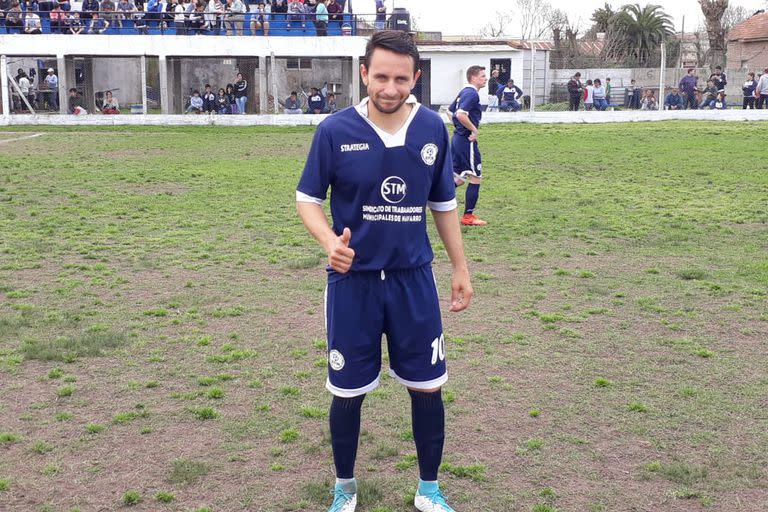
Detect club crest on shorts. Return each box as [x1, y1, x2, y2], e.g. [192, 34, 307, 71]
[328, 349, 345, 371]
[421, 143, 438, 166]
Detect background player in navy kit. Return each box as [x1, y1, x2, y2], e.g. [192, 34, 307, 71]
[296, 30, 473, 512]
[449, 66, 489, 226]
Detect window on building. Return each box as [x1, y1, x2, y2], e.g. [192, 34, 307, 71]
[287, 58, 313, 70]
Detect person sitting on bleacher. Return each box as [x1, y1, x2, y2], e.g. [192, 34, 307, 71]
[202, 84, 216, 113]
[271, 0, 287, 12]
[187, 0, 205, 34]
[24, 9, 42, 33]
[287, 0, 305, 30]
[307, 86, 325, 114]
[101, 0, 119, 29]
[283, 91, 302, 114]
[68, 11, 84, 33]
[88, 11, 110, 32]
[5, 1, 23, 30]
[225, 0, 246, 35]
[327, 0, 341, 21]
[81, 0, 100, 29]
[102, 91, 120, 114]
[251, 1, 270, 35]
[50, 2, 67, 31]
[116, 0, 137, 29]
[664, 88, 684, 110]
[186, 90, 204, 114]
[324, 92, 338, 114]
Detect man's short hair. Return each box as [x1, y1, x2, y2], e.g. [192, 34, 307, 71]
[574, 72, 581, 77]
[715, 66, 722, 70]
[290, 91, 297, 96]
[364, 30, 420, 75]
[205, 83, 211, 88]
[69, 87, 77, 93]
[466, 65, 485, 83]
[507, 79, 514, 84]
[687, 68, 694, 74]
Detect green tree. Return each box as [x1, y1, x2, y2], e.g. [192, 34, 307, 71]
[604, 3, 674, 66]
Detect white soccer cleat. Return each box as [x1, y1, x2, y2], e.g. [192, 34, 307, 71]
[414, 488, 456, 512]
[328, 483, 357, 512]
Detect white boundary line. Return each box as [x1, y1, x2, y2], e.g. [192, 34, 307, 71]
[2, 110, 768, 127]
[0, 133, 44, 144]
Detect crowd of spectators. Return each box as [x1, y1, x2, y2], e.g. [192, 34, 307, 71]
[185, 72, 248, 113]
[280, 82, 338, 114]
[0, 0, 359, 35]
[486, 69, 525, 112]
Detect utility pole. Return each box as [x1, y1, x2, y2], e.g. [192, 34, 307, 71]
[678, 16, 685, 68]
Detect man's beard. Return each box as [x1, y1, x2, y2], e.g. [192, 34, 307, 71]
[369, 95, 408, 115]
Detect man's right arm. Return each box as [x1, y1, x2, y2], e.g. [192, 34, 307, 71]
[296, 202, 354, 273]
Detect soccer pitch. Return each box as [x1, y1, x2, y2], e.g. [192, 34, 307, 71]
[0, 122, 766, 511]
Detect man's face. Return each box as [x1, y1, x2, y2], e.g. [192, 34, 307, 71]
[470, 70, 487, 89]
[360, 48, 420, 115]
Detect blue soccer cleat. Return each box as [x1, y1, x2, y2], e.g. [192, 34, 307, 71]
[328, 481, 357, 512]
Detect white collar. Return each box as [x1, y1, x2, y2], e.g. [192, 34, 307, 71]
[462, 83, 477, 90]
[353, 95, 420, 148]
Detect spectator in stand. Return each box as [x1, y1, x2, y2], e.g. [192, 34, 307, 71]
[699, 79, 718, 109]
[327, 0, 341, 21]
[145, 0, 162, 28]
[625, 79, 642, 109]
[664, 87, 684, 110]
[374, 0, 385, 29]
[58, 0, 71, 10]
[287, 0, 305, 30]
[486, 69, 501, 112]
[714, 91, 727, 110]
[116, 0, 137, 29]
[15, 71, 33, 111]
[0, 0, 11, 28]
[271, 0, 287, 13]
[500, 79, 522, 112]
[44, 68, 59, 110]
[102, 90, 120, 114]
[101, 0, 119, 28]
[216, 87, 228, 113]
[225, 83, 237, 113]
[314, 0, 327, 35]
[50, 2, 67, 31]
[24, 9, 42, 33]
[68, 11, 84, 32]
[81, 0, 99, 29]
[186, 90, 204, 113]
[284, 91, 302, 113]
[234, 72, 248, 114]
[325, 92, 338, 113]
[88, 11, 110, 32]
[251, 1, 269, 34]
[592, 78, 608, 111]
[679, 68, 698, 109]
[605, 77, 612, 105]
[5, 1, 23, 30]
[709, 66, 727, 93]
[756, 69, 768, 109]
[583, 79, 594, 111]
[187, 0, 204, 34]
[172, 0, 186, 33]
[742, 72, 757, 110]
[225, 0, 245, 35]
[640, 89, 657, 110]
[307, 85, 325, 113]
[567, 72, 582, 111]
[202, 84, 216, 113]
[68, 88, 87, 114]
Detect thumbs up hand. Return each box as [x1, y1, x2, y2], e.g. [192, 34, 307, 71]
[327, 227, 355, 273]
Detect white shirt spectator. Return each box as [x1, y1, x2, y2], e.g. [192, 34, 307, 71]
[24, 12, 42, 31]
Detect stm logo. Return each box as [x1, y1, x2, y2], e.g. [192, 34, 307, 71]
[380, 176, 407, 204]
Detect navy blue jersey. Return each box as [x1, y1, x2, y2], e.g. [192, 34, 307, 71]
[449, 85, 482, 138]
[297, 96, 457, 272]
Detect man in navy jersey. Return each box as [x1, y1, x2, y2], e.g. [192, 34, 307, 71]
[449, 65, 489, 226]
[297, 30, 473, 512]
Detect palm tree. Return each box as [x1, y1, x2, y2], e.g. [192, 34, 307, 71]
[591, 3, 617, 33]
[605, 3, 674, 66]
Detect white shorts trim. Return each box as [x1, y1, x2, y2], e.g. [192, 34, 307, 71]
[388, 369, 448, 390]
[326, 375, 380, 397]
[427, 198, 458, 212]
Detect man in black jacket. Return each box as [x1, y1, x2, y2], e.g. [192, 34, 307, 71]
[567, 72, 582, 111]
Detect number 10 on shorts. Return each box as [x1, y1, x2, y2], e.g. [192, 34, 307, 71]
[430, 334, 446, 365]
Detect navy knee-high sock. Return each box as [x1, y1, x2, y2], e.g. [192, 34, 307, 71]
[409, 389, 445, 481]
[329, 394, 365, 479]
[465, 183, 480, 214]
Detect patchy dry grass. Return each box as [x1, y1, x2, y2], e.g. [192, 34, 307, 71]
[0, 122, 766, 511]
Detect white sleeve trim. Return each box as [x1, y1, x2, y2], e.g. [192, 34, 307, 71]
[296, 190, 324, 205]
[428, 198, 458, 212]
[455, 108, 468, 115]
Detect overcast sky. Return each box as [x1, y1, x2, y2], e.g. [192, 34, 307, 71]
[382, 0, 766, 37]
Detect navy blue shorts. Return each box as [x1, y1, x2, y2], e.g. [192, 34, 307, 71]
[451, 133, 482, 183]
[324, 263, 447, 397]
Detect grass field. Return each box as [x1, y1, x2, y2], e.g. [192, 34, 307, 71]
[0, 121, 766, 512]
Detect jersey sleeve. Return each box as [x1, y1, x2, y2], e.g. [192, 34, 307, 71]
[296, 124, 333, 204]
[427, 123, 457, 212]
[455, 88, 478, 114]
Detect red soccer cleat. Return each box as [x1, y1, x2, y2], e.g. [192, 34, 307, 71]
[461, 213, 488, 226]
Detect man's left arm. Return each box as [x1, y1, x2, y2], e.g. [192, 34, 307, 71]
[431, 210, 472, 312]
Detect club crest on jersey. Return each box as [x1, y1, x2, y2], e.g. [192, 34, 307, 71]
[329, 350, 345, 371]
[380, 176, 407, 204]
[421, 143, 438, 165]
